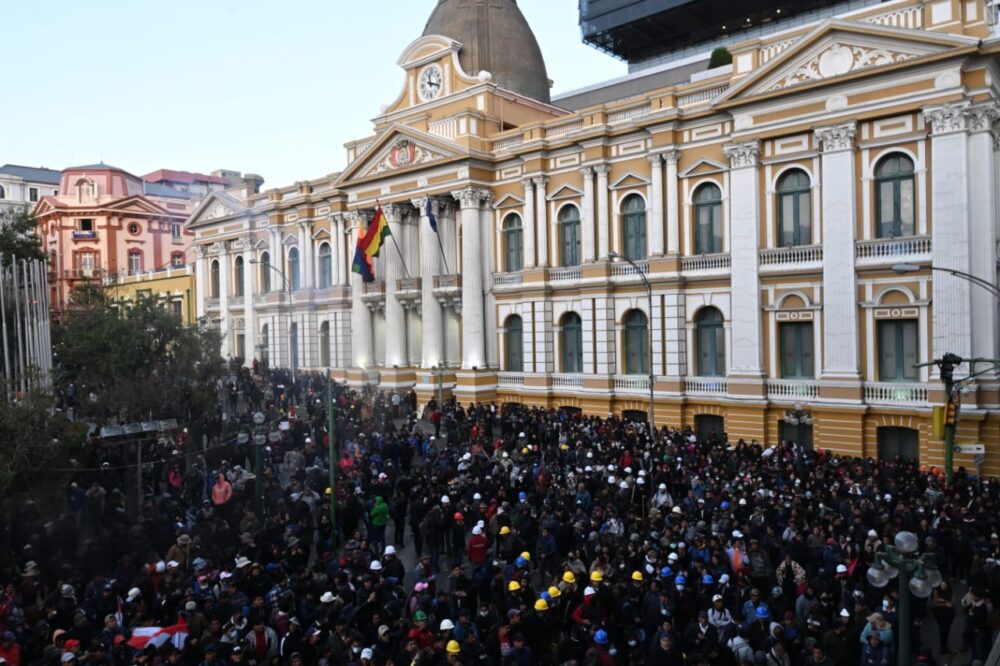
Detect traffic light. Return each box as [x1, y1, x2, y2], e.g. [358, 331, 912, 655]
[932, 406, 945, 439]
[945, 401, 958, 426]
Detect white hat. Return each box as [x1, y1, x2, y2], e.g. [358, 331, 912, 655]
[637, 477, 645, 485]
[667, 553, 678, 562]
[167, 560, 179, 569]
[732, 530, 744, 539]
[608, 476, 616, 484]
[624, 467, 632, 474]
[473, 526, 483, 535]
[127, 587, 141, 602]
[719, 574, 730, 584]
[836, 564, 847, 574]
[585, 466, 593, 473]
[586, 452, 593, 459]
[320, 592, 335, 604]
[619, 481, 628, 489]
[441, 495, 450, 504]
[361, 648, 373, 660]
[61, 654, 75, 663]
[738, 498, 747, 506]
[584, 586, 596, 596]
[712, 594, 723, 602]
[440, 619, 455, 630]
[638, 470, 647, 476]
[608, 464, 616, 471]
[155, 561, 166, 573]
[473, 493, 482, 500]
[840, 609, 850, 618]
[659, 483, 667, 490]
[671, 506, 682, 514]
[384, 545, 396, 556]
[867, 530, 878, 539]
[518, 432, 525, 438]
[235, 557, 251, 569]
[462, 453, 472, 461]
[370, 560, 383, 571]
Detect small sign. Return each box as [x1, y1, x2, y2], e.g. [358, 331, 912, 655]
[122, 423, 142, 435]
[100, 425, 123, 438]
[141, 421, 159, 432]
[159, 419, 179, 431]
[954, 444, 986, 454]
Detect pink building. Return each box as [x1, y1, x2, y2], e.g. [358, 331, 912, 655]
[34, 163, 194, 318]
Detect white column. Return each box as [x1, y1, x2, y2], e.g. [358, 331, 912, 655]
[595, 165, 611, 259]
[481, 201, 499, 367]
[243, 249, 255, 366]
[297, 224, 312, 289]
[664, 150, 681, 255]
[415, 197, 444, 368]
[925, 103, 973, 372]
[649, 155, 665, 256]
[336, 214, 348, 286]
[534, 177, 549, 267]
[219, 248, 231, 357]
[522, 179, 536, 269]
[453, 188, 486, 369]
[349, 216, 373, 368]
[194, 248, 206, 319]
[383, 205, 407, 367]
[723, 141, 763, 375]
[581, 167, 596, 262]
[967, 105, 1000, 367]
[815, 123, 860, 378]
[664, 291, 687, 376]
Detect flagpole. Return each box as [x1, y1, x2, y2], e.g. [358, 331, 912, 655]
[375, 200, 412, 279]
[436, 230, 451, 275]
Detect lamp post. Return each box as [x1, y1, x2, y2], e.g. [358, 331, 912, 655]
[783, 402, 813, 448]
[608, 251, 656, 440]
[326, 375, 337, 548]
[251, 411, 266, 517]
[866, 530, 943, 666]
[250, 259, 296, 396]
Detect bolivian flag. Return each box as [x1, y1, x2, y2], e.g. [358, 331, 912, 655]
[351, 206, 391, 283]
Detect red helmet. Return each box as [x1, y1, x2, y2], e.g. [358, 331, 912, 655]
[453, 512, 464, 521]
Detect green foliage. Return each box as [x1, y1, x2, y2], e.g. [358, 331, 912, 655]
[0, 206, 46, 263]
[709, 47, 733, 69]
[53, 284, 225, 425]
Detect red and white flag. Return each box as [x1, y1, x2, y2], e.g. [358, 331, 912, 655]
[127, 616, 188, 650]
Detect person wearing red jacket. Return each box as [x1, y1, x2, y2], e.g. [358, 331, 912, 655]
[467, 525, 489, 565]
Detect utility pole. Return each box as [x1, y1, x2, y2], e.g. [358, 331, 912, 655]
[327, 375, 337, 549]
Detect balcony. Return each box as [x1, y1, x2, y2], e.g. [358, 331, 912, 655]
[863, 382, 928, 405]
[497, 372, 524, 388]
[396, 277, 421, 303]
[610, 260, 648, 277]
[759, 245, 823, 270]
[681, 253, 731, 273]
[493, 272, 524, 288]
[855, 236, 931, 265]
[205, 298, 220, 310]
[72, 230, 97, 240]
[685, 377, 728, 396]
[229, 296, 245, 306]
[614, 375, 650, 393]
[551, 373, 584, 389]
[362, 282, 384, 304]
[549, 266, 582, 282]
[766, 379, 820, 401]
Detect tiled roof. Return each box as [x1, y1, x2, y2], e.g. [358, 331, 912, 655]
[0, 164, 62, 184]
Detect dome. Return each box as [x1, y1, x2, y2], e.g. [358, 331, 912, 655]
[422, 0, 551, 103]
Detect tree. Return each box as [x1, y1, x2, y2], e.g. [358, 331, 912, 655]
[0, 206, 46, 263]
[53, 283, 225, 426]
[709, 47, 733, 69]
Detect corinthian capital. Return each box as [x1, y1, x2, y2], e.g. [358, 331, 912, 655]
[964, 103, 1000, 134]
[723, 140, 760, 169]
[923, 102, 970, 135]
[662, 149, 681, 166]
[451, 188, 481, 210]
[814, 122, 857, 153]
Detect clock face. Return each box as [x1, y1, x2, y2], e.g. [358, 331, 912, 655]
[419, 65, 443, 101]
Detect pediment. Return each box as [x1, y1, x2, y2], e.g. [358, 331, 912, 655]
[719, 19, 977, 103]
[312, 228, 331, 240]
[252, 238, 270, 250]
[106, 196, 169, 215]
[609, 172, 650, 191]
[493, 194, 525, 210]
[681, 158, 728, 178]
[547, 184, 584, 201]
[336, 125, 462, 183]
[281, 233, 298, 246]
[186, 191, 248, 229]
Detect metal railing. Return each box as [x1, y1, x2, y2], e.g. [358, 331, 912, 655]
[766, 379, 821, 400]
[759, 245, 823, 266]
[614, 375, 650, 392]
[681, 253, 731, 272]
[855, 236, 931, 262]
[863, 382, 928, 404]
[685, 377, 728, 395]
[72, 230, 97, 240]
[550, 266, 582, 281]
[610, 260, 648, 277]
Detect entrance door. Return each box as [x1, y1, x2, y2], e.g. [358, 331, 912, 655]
[622, 409, 647, 424]
[779, 420, 814, 451]
[695, 414, 725, 440]
[877, 426, 919, 461]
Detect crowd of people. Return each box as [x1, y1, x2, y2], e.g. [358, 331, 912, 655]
[0, 366, 998, 666]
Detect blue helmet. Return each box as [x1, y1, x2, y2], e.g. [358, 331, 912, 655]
[660, 566, 673, 578]
[518, 491, 527, 501]
[515, 556, 528, 568]
[594, 629, 609, 645]
[702, 574, 714, 585]
[540, 591, 552, 602]
[755, 605, 770, 619]
[675, 575, 687, 585]
[721, 501, 730, 509]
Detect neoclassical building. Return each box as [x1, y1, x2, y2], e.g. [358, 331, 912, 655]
[187, 0, 1000, 473]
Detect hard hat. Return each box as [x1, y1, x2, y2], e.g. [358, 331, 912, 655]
[508, 580, 520, 592]
[631, 571, 643, 582]
[515, 556, 528, 568]
[534, 599, 548, 611]
[540, 591, 552, 602]
[441, 495, 450, 504]
[756, 606, 770, 619]
[518, 491, 527, 501]
[562, 571, 576, 584]
[440, 619, 455, 631]
[472, 525, 483, 535]
[594, 629, 609, 645]
[702, 574, 714, 585]
[520, 551, 531, 561]
[446, 640, 461, 654]
[675, 575, 687, 585]
[548, 586, 561, 598]
[453, 512, 464, 521]
[324, 487, 332, 495]
[473, 492, 482, 500]
[583, 586, 596, 596]
[499, 526, 511, 535]
[660, 566, 673, 578]
[590, 571, 603, 582]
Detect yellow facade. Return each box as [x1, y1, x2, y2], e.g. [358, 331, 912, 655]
[105, 266, 196, 324]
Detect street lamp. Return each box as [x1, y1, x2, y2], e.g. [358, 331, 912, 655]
[251, 411, 266, 517]
[892, 263, 1000, 300]
[865, 530, 942, 666]
[608, 251, 656, 441]
[250, 259, 297, 395]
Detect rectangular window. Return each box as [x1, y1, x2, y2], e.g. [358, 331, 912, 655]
[779, 322, 814, 378]
[128, 252, 142, 274]
[171, 254, 184, 268]
[697, 325, 725, 376]
[877, 319, 919, 382]
[171, 223, 181, 240]
[79, 218, 94, 232]
[78, 252, 96, 276]
[171, 300, 182, 316]
[28, 187, 38, 202]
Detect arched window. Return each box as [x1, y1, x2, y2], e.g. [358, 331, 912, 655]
[561, 312, 583, 373]
[288, 247, 300, 291]
[695, 307, 725, 377]
[621, 195, 647, 261]
[776, 169, 811, 247]
[259, 252, 271, 293]
[623, 309, 648, 375]
[233, 256, 245, 296]
[127, 249, 143, 274]
[318, 242, 332, 289]
[875, 154, 915, 238]
[503, 214, 523, 272]
[694, 183, 723, 254]
[319, 321, 330, 367]
[505, 315, 524, 372]
[170, 251, 185, 268]
[210, 259, 220, 298]
[559, 205, 581, 267]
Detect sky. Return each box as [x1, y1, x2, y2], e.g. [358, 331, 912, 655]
[1, 1, 626, 187]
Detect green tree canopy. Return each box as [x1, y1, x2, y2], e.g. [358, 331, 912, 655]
[0, 206, 46, 262]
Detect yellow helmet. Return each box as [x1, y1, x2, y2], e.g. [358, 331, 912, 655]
[324, 487, 332, 495]
[508, 580, 521, 592]
[447, 639, 461, 654]
[499, 526, 511, 536]
[562, 571, 576, 584]
[590, 571, 604, 582]
[521, 447, 530, 454]
[548, 586, 561, 598]
[631, 570, 644, 582]
[520, 551, 531, 561]
[534, 599, 549, 611]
